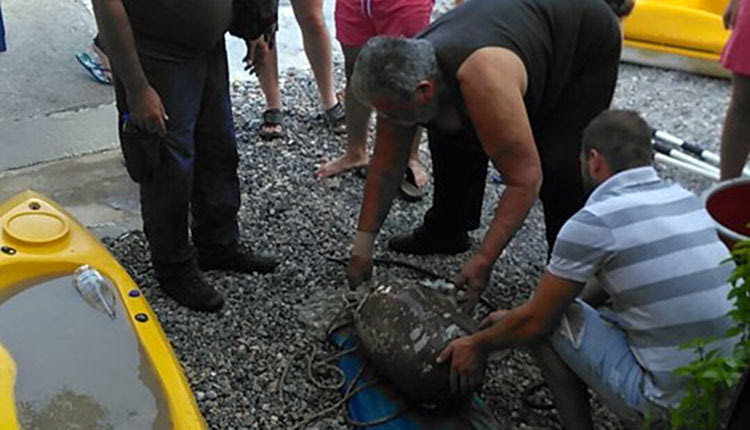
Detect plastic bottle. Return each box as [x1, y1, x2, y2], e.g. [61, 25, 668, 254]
[73, 265, 117, 319]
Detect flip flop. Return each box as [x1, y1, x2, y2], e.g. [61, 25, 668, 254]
[75, 52, 112, 85]
[399, 165, 426, 202]
[259, 109, 284, 140]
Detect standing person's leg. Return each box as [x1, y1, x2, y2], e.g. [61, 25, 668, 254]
[194, 44, 279, 274]
[388, 128, 487, 254]
[375, 0, 435, 190]
[719, 0, 750, 178]
[256, 44, 284, 139]
[720, 73, 750, 179]
[406, 130, 429, 186]
[315, 45, 370, 177]
[291, 0, 342, 131]
[114, 55, 223, 312]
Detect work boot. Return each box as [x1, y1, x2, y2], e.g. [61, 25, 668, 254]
[388, 225, 470, 255]
[198, 250, 279, 274]
[159, 271, 224, 312]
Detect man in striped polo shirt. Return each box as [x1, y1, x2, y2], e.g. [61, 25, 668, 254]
[437, 110, 737, 428]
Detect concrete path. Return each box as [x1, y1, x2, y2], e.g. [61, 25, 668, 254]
[0, 0, 338, 236]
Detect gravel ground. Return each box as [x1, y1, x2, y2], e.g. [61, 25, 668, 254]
[103, 49, 731, 430]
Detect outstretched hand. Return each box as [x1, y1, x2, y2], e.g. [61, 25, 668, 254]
[437, 336, 485, 395]
[455, 253, 493, 312]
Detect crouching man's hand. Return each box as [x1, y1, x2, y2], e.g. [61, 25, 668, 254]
[437, 336, 485, 395]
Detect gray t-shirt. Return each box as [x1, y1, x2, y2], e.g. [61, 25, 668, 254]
[548, 166, 737, 408]
[123, 0, 233, 62]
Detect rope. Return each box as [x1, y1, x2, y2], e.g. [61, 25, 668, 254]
[291, 301, 410, 429]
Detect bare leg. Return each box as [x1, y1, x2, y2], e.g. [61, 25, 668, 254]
[408, 128, 430, 187]
[256, 45, 283, 136]
[315, 45, 368, 177]
[720, 73, 750, 180]
[291, 0, 337, 110]
[531, 342, 594, 430]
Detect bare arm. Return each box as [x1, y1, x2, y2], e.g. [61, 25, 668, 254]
[459, 47, 542, 264]
[92, 0, 168, 134]
[473, 272, 583, 350]
[437, 271, 582, 394]
[346, 119, 416, 287]
[92, 0, 148, 95]
[357, 119, 418, 235]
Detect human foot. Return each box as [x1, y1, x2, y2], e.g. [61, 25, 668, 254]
[407, 158, 430, 188]
[314, 152, 367, 178]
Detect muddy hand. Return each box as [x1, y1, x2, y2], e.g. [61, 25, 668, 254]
[437, 336, 484, 395]
[129, 85, 168, 135]
[455, 253, 492, 312]
[347, 254, 373, 289]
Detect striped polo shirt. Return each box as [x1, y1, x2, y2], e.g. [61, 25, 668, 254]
[548, 166, 736, 407]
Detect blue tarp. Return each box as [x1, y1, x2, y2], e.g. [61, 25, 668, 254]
[330, 333, 505, 430]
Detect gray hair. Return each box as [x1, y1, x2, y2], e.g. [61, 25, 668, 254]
[351, 36, 438, 104]
[582, 110, 653, 173]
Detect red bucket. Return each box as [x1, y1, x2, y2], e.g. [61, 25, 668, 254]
[704, 178, 750, 249]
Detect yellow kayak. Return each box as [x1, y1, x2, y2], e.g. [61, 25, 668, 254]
[0, 191, 206, 429]
[622, 0, 731, 78]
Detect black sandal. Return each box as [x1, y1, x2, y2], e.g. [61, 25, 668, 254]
[259, 109, 284, 140]
[323, 102, 346, 135]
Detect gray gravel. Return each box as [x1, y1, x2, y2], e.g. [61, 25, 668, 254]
[103, 52, 730, 429]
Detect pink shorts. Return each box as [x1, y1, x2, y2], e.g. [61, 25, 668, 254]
[721, 0, 750, 76]
[335, 0, 434, 47]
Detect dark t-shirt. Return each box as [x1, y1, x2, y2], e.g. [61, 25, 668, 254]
[123, 0, 233, 62]
[419, 0, 621, 129]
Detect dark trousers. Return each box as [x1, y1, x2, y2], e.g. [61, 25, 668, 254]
[0, 4, 6, 52]
[114, 44, 240, 280]
[423, 58, 618, 254]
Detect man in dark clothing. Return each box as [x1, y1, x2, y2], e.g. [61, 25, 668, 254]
[345, 0, 633, 309]
[93, 0, 278, 312]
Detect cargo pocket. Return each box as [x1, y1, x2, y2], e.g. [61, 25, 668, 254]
[119, 128, 161, 183]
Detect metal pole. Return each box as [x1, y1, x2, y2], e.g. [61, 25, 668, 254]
[653, 141, 721, 176]
[653, 129, 750, 176]
[654, 153, 720, 180]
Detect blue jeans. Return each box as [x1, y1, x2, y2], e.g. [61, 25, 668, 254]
[1, 4, 7, 52]
[548, 299, 668, 424]
[114, 43, 240, 280]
